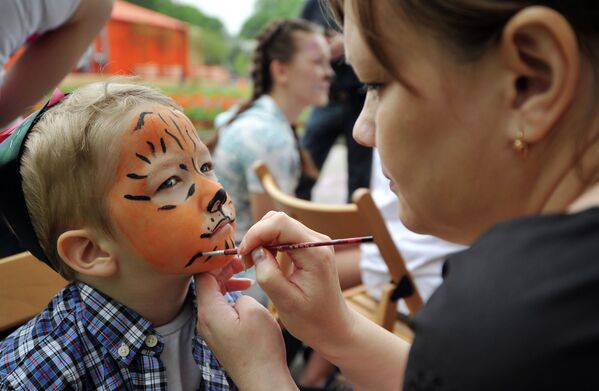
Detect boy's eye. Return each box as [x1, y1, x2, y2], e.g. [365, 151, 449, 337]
[200, 162, 213, 173]
[157, 176, 181, 191]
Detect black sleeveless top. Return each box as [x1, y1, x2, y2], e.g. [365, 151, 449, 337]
[404, 208, 599, 391]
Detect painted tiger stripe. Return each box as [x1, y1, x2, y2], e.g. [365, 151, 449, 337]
[171, 117, 188, 145]
[147, 141, 156, 156]
[185, 127, 197, 151]
[186, 184, 195, 199]
[135, 153, 151, 165]
[158, 205, 176, 210]
[191, 157, 202, 175]
[158, 113, 168, 125]
[160, 137, 167, 153]
[164, 128, 183, 150]
[134, 112, 153, 131]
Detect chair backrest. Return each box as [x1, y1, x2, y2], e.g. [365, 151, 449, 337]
[253, 161, 423, 315]
[0, 251, 67, 332]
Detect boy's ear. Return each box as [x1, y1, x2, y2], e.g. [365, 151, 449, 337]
[499, 6, 580, 144]
[57, 229, 117, 277]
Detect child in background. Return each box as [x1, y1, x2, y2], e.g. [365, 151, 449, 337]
[0, 82, 249, 390]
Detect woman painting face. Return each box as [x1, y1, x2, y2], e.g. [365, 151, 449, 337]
[344, 1, 520, 244]
[108, 105, 237, 274]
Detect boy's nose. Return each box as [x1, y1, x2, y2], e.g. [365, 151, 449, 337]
[207, 188, 228, 213]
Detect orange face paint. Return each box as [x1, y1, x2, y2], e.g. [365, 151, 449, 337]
[108, 105, 236, 274]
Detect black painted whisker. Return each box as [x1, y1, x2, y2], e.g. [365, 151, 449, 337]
[124, 194, 151, 201]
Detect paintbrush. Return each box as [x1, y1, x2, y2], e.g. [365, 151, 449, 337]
[196, 235, 374, 257]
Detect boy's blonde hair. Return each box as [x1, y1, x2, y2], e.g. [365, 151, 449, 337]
[20, 82, 179, 279]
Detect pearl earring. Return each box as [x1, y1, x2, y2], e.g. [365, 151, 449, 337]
[512, 129, 529, 157]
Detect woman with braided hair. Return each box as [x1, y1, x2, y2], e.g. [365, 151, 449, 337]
[213, 18, 332, 246]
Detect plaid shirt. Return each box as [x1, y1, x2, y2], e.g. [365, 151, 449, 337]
[0, 281, 240, 390]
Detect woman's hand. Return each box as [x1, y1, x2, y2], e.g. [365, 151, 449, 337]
[194, 258, 297, 390]
[238, 212, 355, 354]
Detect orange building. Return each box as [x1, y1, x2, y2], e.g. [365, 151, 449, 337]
[93, 1, 189, 79]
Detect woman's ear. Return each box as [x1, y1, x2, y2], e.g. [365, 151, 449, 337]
[500, 6, 580, 144]
[270, 59, 289, 86]
[57, 229, 117, 277]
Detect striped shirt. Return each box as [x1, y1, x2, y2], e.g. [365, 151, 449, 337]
[0, 281, 239, 390]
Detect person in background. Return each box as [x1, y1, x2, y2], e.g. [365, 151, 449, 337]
[195, 0, 599, 390]
[0, 0, 114, 257]
[296, 0, 372, 202]
[211, 18, 333, 305]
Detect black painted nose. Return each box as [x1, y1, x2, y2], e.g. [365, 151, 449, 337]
[207, 188, 227, 213]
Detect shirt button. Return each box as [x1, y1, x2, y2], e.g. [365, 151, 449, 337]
[145, 334, 158, 348]
[118, 343, 130, 357]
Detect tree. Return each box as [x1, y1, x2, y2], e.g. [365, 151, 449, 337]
[239, 0, 304, 39]
[124, 0, 232, 66]
[124, 0, 225, 33]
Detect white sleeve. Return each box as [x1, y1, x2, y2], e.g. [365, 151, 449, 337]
[0, 0, 81, 69]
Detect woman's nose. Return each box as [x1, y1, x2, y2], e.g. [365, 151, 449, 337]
[325, 64, 334, 80]
[353, 91, 376, 147]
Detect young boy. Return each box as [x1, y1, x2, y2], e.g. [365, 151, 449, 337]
[0, 83, 248, 390]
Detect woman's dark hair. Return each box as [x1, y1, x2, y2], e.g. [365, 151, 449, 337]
[326, 0, 599, 183]
[327, 0, 599, 73]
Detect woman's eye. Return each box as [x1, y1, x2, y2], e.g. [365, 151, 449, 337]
[157, 176, 180, 191]
[200, 162, 213, 173]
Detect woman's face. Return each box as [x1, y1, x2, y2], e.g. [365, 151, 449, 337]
[345, 1, 520, 243]
[284, 31, 333, 108]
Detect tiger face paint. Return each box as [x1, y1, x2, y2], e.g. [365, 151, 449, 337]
[108, 105, 237, 274]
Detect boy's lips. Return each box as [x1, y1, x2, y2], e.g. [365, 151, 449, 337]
[212, 218, 233, 238]
[200, 217, 234, 239]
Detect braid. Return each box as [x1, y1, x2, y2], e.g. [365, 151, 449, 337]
[225, 19, 287, 126]
[206, 18, 322, 152]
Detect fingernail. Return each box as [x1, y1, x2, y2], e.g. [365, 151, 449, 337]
[252, 248, 266, 265]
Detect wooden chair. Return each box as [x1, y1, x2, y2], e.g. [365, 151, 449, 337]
[0, 251, 67, 336]
[253, 161, 423, 341]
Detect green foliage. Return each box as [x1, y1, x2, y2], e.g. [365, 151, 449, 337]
[124, 0, 233, 67]
[239, 0, 304, 39]
[124, 0, 225, 32]
[200, 29, 233, 65]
